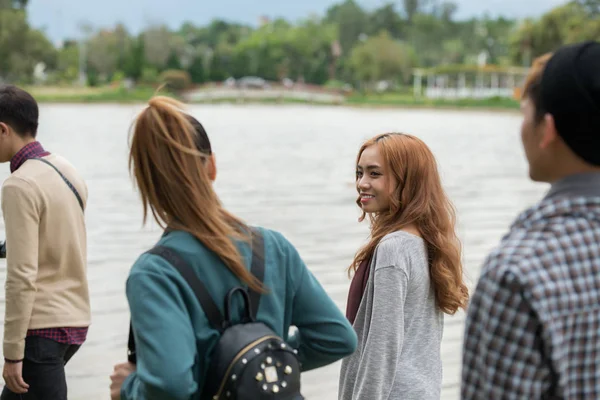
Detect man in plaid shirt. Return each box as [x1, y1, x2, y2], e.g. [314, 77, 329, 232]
[462, 41, 600, 399]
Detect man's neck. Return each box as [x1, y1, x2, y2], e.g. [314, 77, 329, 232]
[547, 162, 600, 185]
[10, 137, 36, 160]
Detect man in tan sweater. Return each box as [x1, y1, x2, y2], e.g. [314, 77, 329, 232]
[0, 85, 90, 400]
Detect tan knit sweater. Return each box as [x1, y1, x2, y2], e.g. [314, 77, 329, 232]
[1, 154, 90, 360]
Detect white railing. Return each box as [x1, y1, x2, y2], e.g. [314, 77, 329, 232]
[424, 87, 515, 99]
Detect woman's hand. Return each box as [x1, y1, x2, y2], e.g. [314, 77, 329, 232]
[110, 362, 136, 400]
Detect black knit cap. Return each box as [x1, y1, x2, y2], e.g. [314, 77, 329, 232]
[540, 40, 600, 165]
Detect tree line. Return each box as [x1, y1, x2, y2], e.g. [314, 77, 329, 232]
[0, 0, 598, 89]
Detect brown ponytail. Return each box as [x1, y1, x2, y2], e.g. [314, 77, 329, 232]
[129, 96, 263, 292]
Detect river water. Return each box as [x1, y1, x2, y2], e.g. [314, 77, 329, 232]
[0, 104, 548, 399]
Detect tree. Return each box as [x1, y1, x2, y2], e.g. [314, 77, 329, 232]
[55, 42, 80, 83]
[122, 35, 145, 81]
[0, 7, 56, 82]
[326, 0, 369, 54]
[406, 13, 446, 66]
[349, 31, 416, 87]
[233, 21, 289, 79]
[0, 0, 28, 9]
[187, 54, 205, 83]
[26, 29, 57, 69]
[368, 3, 404, 38]
[86, 29, 121, 79]
[0, 8, 29, 80]
[577, 0, 600, 16]
[113, 23, 131, 72]
[165, 50, 182, 70]
[439, 1, 458, 22]
[441, 39, 465, 64]
[280, 18, 337, 82]
[208, 52, 228, 81]
[508, 3, 595, 64]
[402, 0, 431, 23]
[143, 25, 184, 70]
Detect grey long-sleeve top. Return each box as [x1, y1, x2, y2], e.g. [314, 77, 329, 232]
[339, 231, 444, 400]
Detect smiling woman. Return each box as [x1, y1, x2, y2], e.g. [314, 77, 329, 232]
[340, 132, 469, 400]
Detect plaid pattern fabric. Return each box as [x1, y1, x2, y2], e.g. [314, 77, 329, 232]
[10, 141, 50, 173]
[26, 327, 88, 345]
[7, 141, 88, 352]
[462, 195, 600, 399]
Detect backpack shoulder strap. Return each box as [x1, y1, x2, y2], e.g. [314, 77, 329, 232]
[148, 245, 225, 331]
[127, 245, 226, 364]
[128, 229, 265, 364]
[127, 321, 137, 364]
[249, 228, 265, 320]
[31, 157, 84, 212]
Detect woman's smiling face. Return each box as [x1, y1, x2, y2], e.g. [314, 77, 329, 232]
[356, 144, 397, 214]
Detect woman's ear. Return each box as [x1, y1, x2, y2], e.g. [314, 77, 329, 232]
[207, 153, 217, 182]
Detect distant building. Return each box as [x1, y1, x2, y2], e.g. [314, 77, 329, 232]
[413, 65, 530, 100]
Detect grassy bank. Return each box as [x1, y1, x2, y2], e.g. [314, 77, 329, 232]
[346, 92, 520, 110]
[27, 86, 171, 103]
[26, 86, 520, 111]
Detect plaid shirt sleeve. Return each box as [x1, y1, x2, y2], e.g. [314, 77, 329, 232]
[461, 259, 554, 399]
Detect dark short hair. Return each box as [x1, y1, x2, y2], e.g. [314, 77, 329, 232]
[0, 85, 39, 138]
[522, 53, 553, 122]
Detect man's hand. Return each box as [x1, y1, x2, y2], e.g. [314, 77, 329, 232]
[2, 361, 29, 394]
[110, 362, 136, 400]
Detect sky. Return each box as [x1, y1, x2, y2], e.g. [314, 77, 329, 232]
[28, 0, 567, 43]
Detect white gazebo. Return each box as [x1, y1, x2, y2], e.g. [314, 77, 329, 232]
[413, 64, 530, 100]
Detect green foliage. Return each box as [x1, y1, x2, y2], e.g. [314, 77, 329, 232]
[577, 0, 600, 16]
[159, 69, 191, 92]
[0, 8, 57, 82]
[368, 4, 404, 38]
[122, 36, 145, 81]
[165, 50, 182, 70]
[324, 79, 351, 91]
[1, 0, 598, 89]
[350, 31, 416, 85]
[140, 67, 159, 84]
[509, 2, 600, 65]
[0, 0, 28, 9]
[87, 69, 99, 87]
[111, 70, 125, 84]
[187, 55, 206, 84]
[325, 0, 369, 54]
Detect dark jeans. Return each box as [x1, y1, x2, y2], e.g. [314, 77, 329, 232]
[1, 336, 80, 400]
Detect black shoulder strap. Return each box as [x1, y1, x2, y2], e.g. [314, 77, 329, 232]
[127, 245, 226, 364]
[249, 228, 265, 320]
[127, 228, 266, 364]
[32, 158, 84, 211]
[149, 245, 225, 331]
[127, 321, 137, 364]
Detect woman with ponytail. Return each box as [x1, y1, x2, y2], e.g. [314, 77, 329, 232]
[109, 96, 357, 400]
[339, 133, 469, 400]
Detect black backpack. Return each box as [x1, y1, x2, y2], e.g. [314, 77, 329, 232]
[128, 229, 304, 400]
